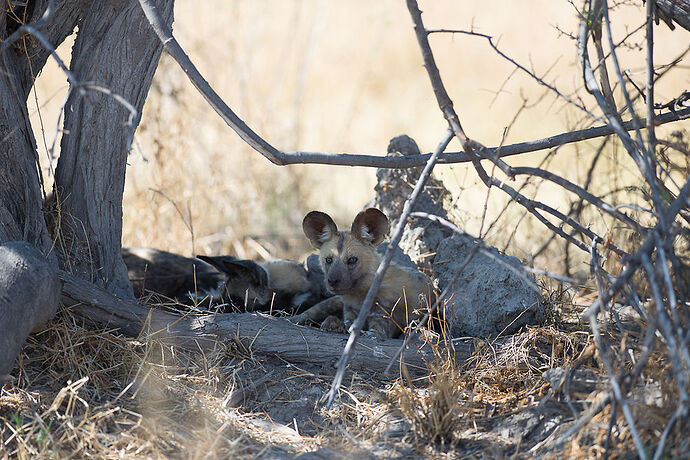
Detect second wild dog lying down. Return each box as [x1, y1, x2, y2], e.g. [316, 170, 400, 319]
[197, 255, 320, 313]
[302, 207, 433, 338]
[123, 247, 322, 313]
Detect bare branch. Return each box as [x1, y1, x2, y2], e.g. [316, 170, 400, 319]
[645, 0, 657, 156]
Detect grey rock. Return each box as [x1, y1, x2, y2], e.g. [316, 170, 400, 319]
[433, 234, 544, 338]
[372, 134, 544, 338]
[372, 135, 452, 266]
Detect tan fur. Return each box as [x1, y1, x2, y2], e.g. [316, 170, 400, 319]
[303, 208, 432, 338]
[262, 259, 311, 294]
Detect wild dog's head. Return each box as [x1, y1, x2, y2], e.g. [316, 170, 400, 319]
[302, 208, 389, 295]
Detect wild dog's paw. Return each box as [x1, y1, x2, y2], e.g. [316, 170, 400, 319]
[320, 315, 347, 334]
[368, 315, 400, 339]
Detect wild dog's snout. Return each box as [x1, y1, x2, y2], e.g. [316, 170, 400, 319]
[325, 259, 350, 293]
[327, 273, 340, 289]
[326, 269, 344, 291]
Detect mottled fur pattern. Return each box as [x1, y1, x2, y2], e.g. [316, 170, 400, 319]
[123, 248, 322, 313]
[197, 255, 317, 313]
[303, 208, 432, 338]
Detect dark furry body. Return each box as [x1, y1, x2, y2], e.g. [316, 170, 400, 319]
[123, 247, 326, 313]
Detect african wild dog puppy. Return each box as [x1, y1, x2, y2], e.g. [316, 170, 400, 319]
[302, 208, 432, 338]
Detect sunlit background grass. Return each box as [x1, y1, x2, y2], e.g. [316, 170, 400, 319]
[32, 0, 689, 273]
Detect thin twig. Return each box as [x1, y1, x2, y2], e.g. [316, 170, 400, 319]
[426, 27, 604, 122]
[600, 1, 665, 219]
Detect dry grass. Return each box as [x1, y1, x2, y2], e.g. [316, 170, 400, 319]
[0, 309, 319, 458]
[392, 356, 471, 447]
[3, 287, 686, 458]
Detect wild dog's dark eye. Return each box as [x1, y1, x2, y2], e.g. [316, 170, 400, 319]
[325, 256, 333, 265]
[347, 256, 358, 265]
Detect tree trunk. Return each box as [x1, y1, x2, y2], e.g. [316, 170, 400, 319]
[0, 1, 84, 250]
[0, 241, 61, 384]
[53, 0, 174, 299]
[0, 0, 172, 381]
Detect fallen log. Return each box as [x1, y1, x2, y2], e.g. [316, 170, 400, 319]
[59, 271, 472, 375]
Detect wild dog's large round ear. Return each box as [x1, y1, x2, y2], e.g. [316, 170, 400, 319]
[303, 211, 338, 248]
[351, 208, 389, 245]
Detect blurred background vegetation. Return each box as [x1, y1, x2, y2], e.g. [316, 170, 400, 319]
[31, 0, 689, 275]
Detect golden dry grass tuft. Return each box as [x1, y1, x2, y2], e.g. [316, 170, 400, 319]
[392, 356, 471, 447]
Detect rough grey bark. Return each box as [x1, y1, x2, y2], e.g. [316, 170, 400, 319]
[54, 0, 174, 299]
[371, 135, 453, 266]
[655, 0, 690, 32]
[17, 1, 86, 100]
[0, 0, 173, 385]
[0, 21, 46, 251]
[0, 1, 83, 252]
[0, 241, 61, 384]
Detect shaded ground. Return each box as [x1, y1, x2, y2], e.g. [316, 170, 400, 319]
[1, 289, 684, 459]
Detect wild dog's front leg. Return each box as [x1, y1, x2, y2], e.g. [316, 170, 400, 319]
[320, 315, 347, 333]
[288, 296, 343, 325]
[342, 302, 359, 330]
